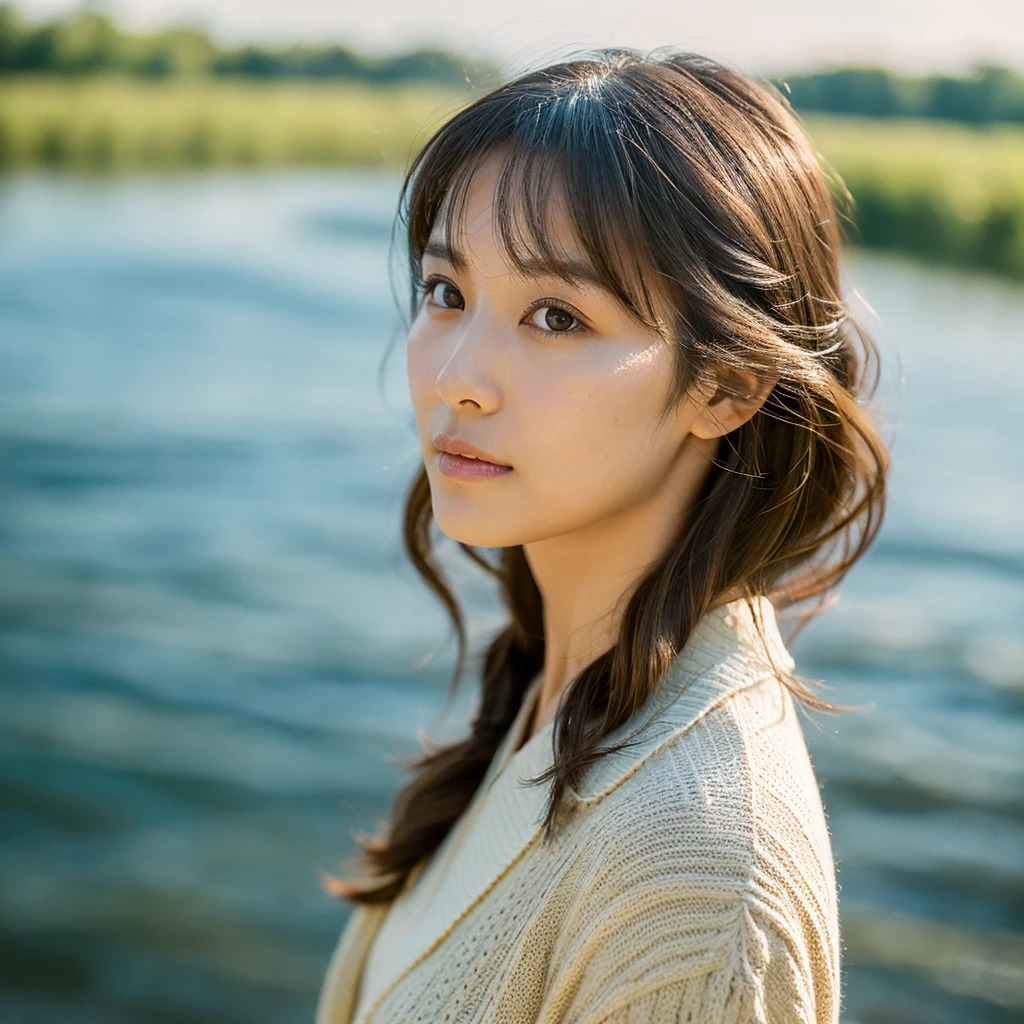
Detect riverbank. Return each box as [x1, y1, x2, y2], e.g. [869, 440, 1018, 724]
[804, 114, 1024, 280]
[0, 75, 462, 172]
[1, 76, 1022, 280]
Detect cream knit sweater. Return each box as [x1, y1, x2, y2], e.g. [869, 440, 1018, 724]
[317, 596, 841, 1024]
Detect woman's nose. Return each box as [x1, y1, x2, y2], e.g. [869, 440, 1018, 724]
[433, 313, 505, 414]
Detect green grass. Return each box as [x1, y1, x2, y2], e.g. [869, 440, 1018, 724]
[1, 78, 1022, 279]
[803, 114, 1024, 278]
[0, 74, 466, 172]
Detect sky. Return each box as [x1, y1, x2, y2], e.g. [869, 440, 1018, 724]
[13, 0, 1024, 78]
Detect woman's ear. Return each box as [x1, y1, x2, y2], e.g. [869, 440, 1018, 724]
[689, 368, 779, 441]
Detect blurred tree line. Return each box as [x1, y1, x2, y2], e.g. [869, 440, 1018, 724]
[770, 64, 1024, 126]
[4, 3, 1024, 125]
[0, 3, 488, 85]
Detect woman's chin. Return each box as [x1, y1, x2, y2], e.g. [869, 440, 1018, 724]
[432, 514, 520, 549]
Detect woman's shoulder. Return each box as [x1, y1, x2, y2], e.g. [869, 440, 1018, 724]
[575, 669, 832, 868]
[548, 675, 841, 1023]
[573, 597, 832, 864]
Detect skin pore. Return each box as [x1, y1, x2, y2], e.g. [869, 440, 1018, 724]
[407, 152, 774, 747]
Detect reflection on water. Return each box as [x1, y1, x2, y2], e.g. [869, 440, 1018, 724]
[1, 170, 1022, 1024]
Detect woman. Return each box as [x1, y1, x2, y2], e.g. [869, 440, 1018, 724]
[317, 47, 888, 1024]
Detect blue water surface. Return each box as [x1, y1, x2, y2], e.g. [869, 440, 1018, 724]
[1, 169, 1022, 1024]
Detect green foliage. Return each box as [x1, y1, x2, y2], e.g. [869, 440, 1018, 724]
[0, 75, 468, 171]
[805, 115, 1024, 279]
[772, 64, 1024, 126]
[0, 3, 487, 84]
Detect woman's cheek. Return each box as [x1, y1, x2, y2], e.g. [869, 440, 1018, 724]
[406, 328, 439, 416]
[573, 370, 672, 489]
[534, 391, 627, 498]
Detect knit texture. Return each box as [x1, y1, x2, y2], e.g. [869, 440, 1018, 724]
[317, 596, 841, 1024]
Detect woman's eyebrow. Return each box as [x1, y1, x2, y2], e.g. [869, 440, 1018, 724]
[422, 240, 608, 292]
[423, 239, 466, 271]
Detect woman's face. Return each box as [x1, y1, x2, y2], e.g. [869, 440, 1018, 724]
[407, 152, 712, 550]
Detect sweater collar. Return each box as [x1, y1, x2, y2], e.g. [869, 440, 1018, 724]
[320, 595, 793, 1024]
[490, 593, 793, 799]
[570, 592, 794, 802]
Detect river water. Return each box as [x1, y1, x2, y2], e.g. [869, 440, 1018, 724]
[1, 169, 1022, 1024]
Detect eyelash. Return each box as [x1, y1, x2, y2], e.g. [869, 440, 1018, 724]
[414, 274, 589, 336]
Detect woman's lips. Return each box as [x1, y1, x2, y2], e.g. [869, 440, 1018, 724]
[437, 451, 514, 481]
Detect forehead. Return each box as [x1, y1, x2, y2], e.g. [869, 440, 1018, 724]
[423, 151, 612, 291]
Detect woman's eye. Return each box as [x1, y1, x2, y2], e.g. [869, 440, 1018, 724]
[427, 280, 463, 310]
[527, 305, 580, 333]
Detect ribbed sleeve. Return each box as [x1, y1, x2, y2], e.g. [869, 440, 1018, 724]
[548, 880, 824, 1024]
[539, 681, 838, 1024]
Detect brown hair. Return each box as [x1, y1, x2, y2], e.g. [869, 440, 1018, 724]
[322, 47, 889, 905]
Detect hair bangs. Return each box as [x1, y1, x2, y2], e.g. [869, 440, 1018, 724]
[401, 84, 671, 334]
